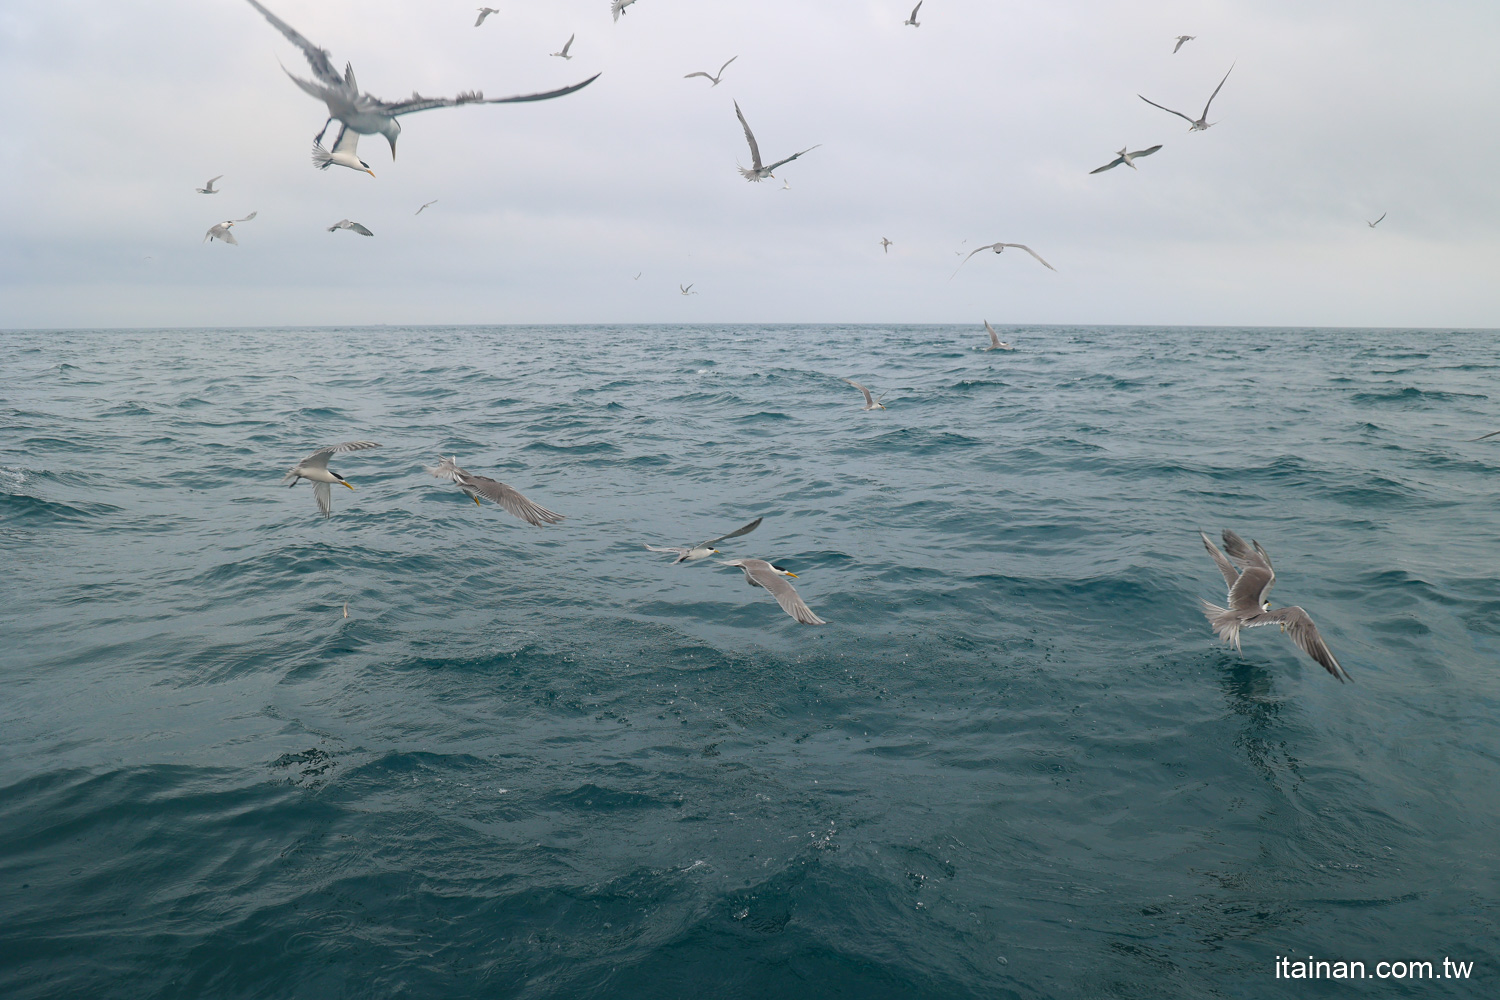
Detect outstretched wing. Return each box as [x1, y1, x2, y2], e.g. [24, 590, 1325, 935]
[1130, 144, 1163, 160]
[1090, 156, 1124, 174]
[763, 144, 820, 174]
[733, 101, 763, 171]
[348, 222, 374, 236]
[984, 319, 1002, 348]
[1137, 93, 1197, 125]
[1218, 529, 1275, 614]
[910, 2, 923, 19]
[717, 55, 738, 77]
[1199, 531, 1239, 593]
[243, 0, 343, 87]
[684, 71, 714, 82]
[235, 211, 258, 224]
[842, 378, 876, 406]
[698, 517, 763, 548]
[1200, 63, 1234, 118]
[756, 570, 827, 625]
[458, 474, 564, 525]
[1244, 606, 1349, 681]
[301, 440, 380, 470]
[645, 544, 691, 557]
[313, 481, 332, 517]
[381, 74, 601, 116]
[561, 34, 575, 55]
[1000, 244, 1057, 271]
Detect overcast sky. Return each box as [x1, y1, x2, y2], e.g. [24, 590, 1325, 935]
[2, 0, 1497, 329]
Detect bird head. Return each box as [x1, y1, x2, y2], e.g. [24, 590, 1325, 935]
[359, 158, 375, 177]
[333, 472, 354, 490]
[771, 564, 797, 578]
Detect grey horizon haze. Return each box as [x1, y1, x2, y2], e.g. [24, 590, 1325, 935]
[1, 0, 1497, 329]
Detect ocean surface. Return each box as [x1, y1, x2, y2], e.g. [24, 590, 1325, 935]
[2, 324, 1498, 999]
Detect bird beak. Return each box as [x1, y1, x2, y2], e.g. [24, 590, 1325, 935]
[786, 572, 798, 578]
[473, 496, 482, 506]
[343, 482, 355, 490]
[365, 168, 376, 178]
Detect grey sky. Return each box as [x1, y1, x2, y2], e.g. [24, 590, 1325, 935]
[2, 0, 1497, 328]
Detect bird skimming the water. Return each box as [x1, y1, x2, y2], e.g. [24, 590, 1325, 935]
[1090, 144, 1163, 173]
[424, 456, 564, 525]
[1139, 64, 1234, 131]
[842, 378, 886, 410]
[646, 517, 763, 563]
[283, 441, 380, 517]
[734, 102, 819, 182]
[982, 320, 1014, 351]
[719, 559, 826, 625]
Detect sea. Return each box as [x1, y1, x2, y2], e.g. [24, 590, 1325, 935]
[1, 324, 1497, 999]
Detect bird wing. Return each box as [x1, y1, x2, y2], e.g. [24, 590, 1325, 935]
[349, 222, 374, 236]
[1200, 63, 1234, 118]
[611, 0, 633, 23]
[243, 0, 343, 88]
[1090, 156, 1125, 174]
[763, 144, 820, 174]
[1137, 94, 1197, 125]
[236, 211, 258, 224]
[684, 71, 714, 81]
[697, 516, 763, 548]
[949, 245, 994, 279]
[733, 102, 763, 171]
[562, 34, 575, 55]
[645, 544, 691, 557]
[208, 225, 237, 245]
[380, 74, 600, 116]
[842, 378, 876, 406]
[1370, 212, 1386, 226]
[1218, 530, 1275, 613]
[1130, 144, 1163, 159]
[1173, 36, 1188, 53]
[457, 473, 564, 525]
[1000, 244, 1057, 271]
[314, 480, 332, 516]
[332, 124, 361, 157]
[205, 175, 223, 186]
[717, 55, 738, 77]
[910, 1, 923, 18]
[752, 567, 827, 625]
[1243, 606, 1348, 681]
[984, 320, 1002, 348]
[475, 9, 490, 27]
[1199, 530, 1240, 593]
[326, 220, 347, 232]
[1471, 429, 1500, 441]
[302, 440, 380, 470]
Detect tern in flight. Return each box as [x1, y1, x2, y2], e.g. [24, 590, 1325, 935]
[646, 517, 762, 563]
[982, 320, 1015, 351]
[1367, 212, 1387, 229]
[204, 211, 258, 245]
[1199, 530, 1349, 682]
[1173, 35, 1196, 53]
[425, 456, 564, 525]
[196, 175, 223, 194]
[327, 219, 374, 236]
[734, 102, 819, 182]
[311, 127, 375, 176]
[551, 34, 575, 59]
[904, 2, 922, 27]
[880, 237, 893, 253]
[242, 0, 600, 164]
[952, 242, 1056, 278]
[1139, 64, 1233, 131]
[415, 199, 439, 215]
[842, 378, 887, 410]
[719, 559, 826, 625]
[680, 283, 697, 296]
[1090, 144, 1163, 174]
[684, 56, 737, 86]
[612, 0, 637, 22]
[283, 441, 380, 517]
[475, 8, 499, 27]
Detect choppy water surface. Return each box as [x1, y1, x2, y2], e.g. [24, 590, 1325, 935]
[2, 324, 1498, 998]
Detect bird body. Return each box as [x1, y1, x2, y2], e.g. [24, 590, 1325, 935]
[684, 56, 737, 86]
[646, 517, 762, 564]
[1367, 212, 1387, 228]
[734, 101, 819, 182]
[1199, 530, 1349, 681]
[1139, 64, 1233, 131]
[475, 8, 498, 27]
[327, 219, 374, 236]
[719, 559, 826, 625]
[952, 242, 1056, 277]
[904, 2, 922, 27]
[612, 0, 637, 22]
[1090, 144, 1163, 174]
[197, 175, 223, 194]
[283, 441, 380, 516]
[842, 378, 886, 410]
[1172, 35, 1196, 53]
[552, 34, 575, 59]
[424, 456, 563, 525]
[204, 211, 258, 244]
[880, 237, 893, 253]
[982, 320, 1014, 351]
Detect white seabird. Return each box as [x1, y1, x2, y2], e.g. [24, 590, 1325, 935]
[416, 199, 439, 215]
[196, 175, 223, 194]
[424, 456, 564, 525]
[680, 283, 697, 295]
[311, 125, 375, 176]
[982, 320, 1015, 351]
[243, 0, 600, 164]
[1367, 212, 1387, 229]
[612, 0, 637, 22]
[842, 378, 887, 410]
[646, 517, 762, 563]
[551, 34, 575, 59]
[1199, 529, 1349, 682]
[719, 558, 827, 625]
[204, 211, 258, 245]
[1172, 35, 1196, 53]
[880, 238, 893, 253]
[327, 219, 374, 236]
[904, 2, 922, 27]
[684, 56, 737, 86]
[1090, 144, 1163, 173]
[475, 8, 499, 27]
[952, 242, 1057, 277]
[1139, 64, 1234, 131]
[734, 101, 819, 182]
[283, 441, 381, 517]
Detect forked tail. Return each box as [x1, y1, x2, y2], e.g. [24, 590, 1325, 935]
[1200, 599, 1242, 651]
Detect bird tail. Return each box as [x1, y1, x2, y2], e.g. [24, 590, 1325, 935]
[1199, 599, 1242, 651]
[281, 469, 299, 485]
[311, 141, 334, 171]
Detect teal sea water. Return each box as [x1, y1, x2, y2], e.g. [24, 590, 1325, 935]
[2, 324, 1498, 998]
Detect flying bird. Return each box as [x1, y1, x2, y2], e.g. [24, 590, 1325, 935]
[1090, 144, 1163, 173]
[327, 219, 374, 236]
[680, 283, 697, 295]
[645, 517, 763, 564]
[424, 456, 564, 526]
[684, 56, 737, 86]
[734, 101, 819, 182]
[880, 237, 893, 253]
[283, 441, 380, 517]
[718, 559, 826, 625]
[551, 34, 575, 59]
[633, 271, 642, 280]
[1199, 530, 1349, 682]
[1367, 212, 1387, 228]
[242, 0, 600, 165]
[1172, 35, 1196, 53]
[311, 126, 375, 176]
[1139, 64, 1234, 131]
[781, 178, 791, 190]
[612, 0, 637, 22]
[952, 242, 1056, 278]
[904, 2, 922, 27]
[842, 378, 886, 411]
[415, 199, 439, 215]
[982, 320, 1014, 351]
[204, 211, 258, 245]
[196, 175, 223, 194]
[475, 8, 499, 27]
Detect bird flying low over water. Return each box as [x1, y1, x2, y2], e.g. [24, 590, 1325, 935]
[204, 211, 258, 244]
[842, 378, 887, 410]
[424, 456, 564, 526]
[646, 517, 763, 563]
[719, 559, 826, 625]
[904, 2, 923, 27]
[283, 441, 381, 517]
[242, 0, 600, 166]
[475, 8, 499, 27]
[1139, 64, 1234, 131]
[1367, 212, 1387, 228]
[1199, 529, 1349, 681]
[552, 34, 575, 59]
[953, 242, 1057, 277]
[612, 0, 637, 22]
[1173, 35, 1196, 53]
[327, 219, 374, 236]
[197, 175, 223, 194]
[982, 320, 1015, 351]
[734, 102, 820, 182]
[1090, 144, 1163, 173]
[685, 56, 737, 86]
